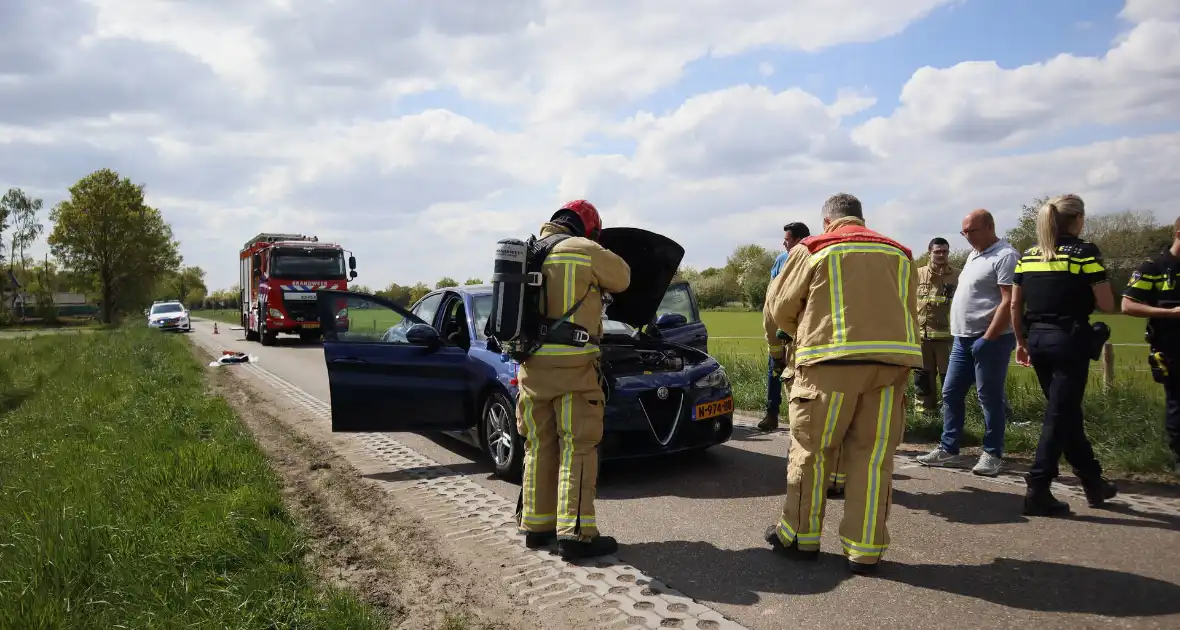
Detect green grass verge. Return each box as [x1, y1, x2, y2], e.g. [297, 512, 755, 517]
[0, 327, 383, 629]
[715, 345, 1175, 475]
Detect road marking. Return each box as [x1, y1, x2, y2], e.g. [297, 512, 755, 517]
[191, 332, 749, 630]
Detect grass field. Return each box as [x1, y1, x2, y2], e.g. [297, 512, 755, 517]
[0, 327, 383, 628]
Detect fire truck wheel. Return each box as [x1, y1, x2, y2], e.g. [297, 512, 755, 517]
[259, 319, 276, 346]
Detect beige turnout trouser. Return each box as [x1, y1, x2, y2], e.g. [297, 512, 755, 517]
[515, 358, 605, 541]
[775, 362, 910, 565]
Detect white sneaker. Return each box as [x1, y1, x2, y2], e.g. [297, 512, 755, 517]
[972, 452, 1003, 477]
[915, 447, 965, 468]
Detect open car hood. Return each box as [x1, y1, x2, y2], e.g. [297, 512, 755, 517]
[597, 227, 685, 328]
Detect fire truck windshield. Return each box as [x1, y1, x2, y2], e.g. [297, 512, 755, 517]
[270, 248, 346, 280]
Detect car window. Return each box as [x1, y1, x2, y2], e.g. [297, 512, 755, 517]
[602, 319, 636, 335]
[150, 303, 184, 314]
[472, 295, 493, 340]
[334, 294, 411, 343]
[439, 295, 464, 335]
[657, 283, 699, 323]
[411, 293, 443, 328]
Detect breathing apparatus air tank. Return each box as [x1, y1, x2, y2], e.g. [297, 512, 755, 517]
[487, 238, 529, 344]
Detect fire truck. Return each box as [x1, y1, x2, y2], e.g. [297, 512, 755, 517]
[239, 233, 356, 345]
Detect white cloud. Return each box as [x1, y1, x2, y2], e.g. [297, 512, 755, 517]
[1, 0, 1179, 292]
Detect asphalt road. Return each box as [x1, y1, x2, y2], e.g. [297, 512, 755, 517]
[192, 319, 1180, 629]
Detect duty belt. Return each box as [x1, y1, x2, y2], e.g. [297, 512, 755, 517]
[541, 320, 600, 347]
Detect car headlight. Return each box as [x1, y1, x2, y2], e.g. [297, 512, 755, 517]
[268, 308, 284, 318]
[694, 366, 729, 389]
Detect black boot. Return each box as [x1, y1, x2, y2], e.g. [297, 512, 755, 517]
[1081, 478, 1117, 508]
[524, 531, 556, 549]
[847, 559, 879, 576]
[558, 535, 618, 560]
[1023, 483, 1071, 517]
[763, 525, 819, 561]
[757, 412, 779, 432]
[826, 485, 845, 499]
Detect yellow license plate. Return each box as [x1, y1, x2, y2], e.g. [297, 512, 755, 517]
[302, 322, 320, 328]
[695, 397, 733, 420]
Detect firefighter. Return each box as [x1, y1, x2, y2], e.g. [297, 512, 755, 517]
[1010, 193, 1117, 515]
[762, 193, 921, 575]
[515, 199, 631, 559]
[1121, 215, 1180, 477]
[914, 237, 960, 415]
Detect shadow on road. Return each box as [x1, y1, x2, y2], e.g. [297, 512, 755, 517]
[362, 461, 491, 483]
[896, 486, 1180, 531]
[620, 540, 1180, 617]
[596, 445, 787, 500]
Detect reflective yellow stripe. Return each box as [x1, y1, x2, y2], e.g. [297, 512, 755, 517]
[777, 518, 820, 546]
[557, 515, 594, 527]
[796, 341, 922, 361]
[841, 537, 888, 556]
[861, 386, 895, 549]
[923, 331, 954, 339]
[521, 395, 547, 524]
[829, 472, 847, 483]
[809, 392, 844, 537]
[809, 243, 910, 264]
[1017, 256, 1107, 274]
[1130, 279, 1154, 291]
[546, 254, 591, 266]
[556, 393, 575, 524]
[899, 257, 916, 345]
[534, 343, 600, 356]
[828, 254, 846, 344]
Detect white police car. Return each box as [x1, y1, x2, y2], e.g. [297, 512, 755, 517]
[147, 300, 191, 332]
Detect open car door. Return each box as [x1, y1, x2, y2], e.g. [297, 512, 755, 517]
[652, 281, 708, 352]
[316, 289, 477, 433]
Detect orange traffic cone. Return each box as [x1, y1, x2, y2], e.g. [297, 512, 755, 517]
[213, 322, 219, 334]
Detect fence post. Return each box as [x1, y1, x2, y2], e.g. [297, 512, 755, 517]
[1101, 342, 1115, 390]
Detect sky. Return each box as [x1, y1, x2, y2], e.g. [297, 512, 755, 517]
[2, 0, 1179, 292]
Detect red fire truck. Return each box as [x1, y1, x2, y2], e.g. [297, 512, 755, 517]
[239, 233, 356, 345]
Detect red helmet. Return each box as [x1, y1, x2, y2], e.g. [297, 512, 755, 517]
[553, 199, 602, 241]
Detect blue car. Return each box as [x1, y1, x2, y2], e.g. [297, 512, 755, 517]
[314, 227, 734, 481]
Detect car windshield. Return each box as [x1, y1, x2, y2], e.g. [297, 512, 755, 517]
[270, 248, 345, 280]
[470, 294, 634, 341]
[151, 303, 183, 314]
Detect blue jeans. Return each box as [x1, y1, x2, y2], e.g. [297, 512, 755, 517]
[767, 354, 783, 415]
[940, 333, 1016, 457]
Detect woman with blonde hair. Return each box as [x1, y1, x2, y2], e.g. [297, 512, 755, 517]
[1010, 193, 1118, 516]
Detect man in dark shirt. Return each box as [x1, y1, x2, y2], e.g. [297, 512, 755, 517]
[1121, 216, 1180, 475]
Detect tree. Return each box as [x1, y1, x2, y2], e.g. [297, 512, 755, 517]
[464, 277, 484, 285]
[408, 282, 431, 303]
[377, 282, 413, 306]
[350, 283, 373, 294]
[162, 266, 208, 305]
[1, 188, 44, 273]
[435, 277, 458, 289]
[725, 244, 775, 308]
[1005, 195, 1050, 254]
[48, 168, 181, 323]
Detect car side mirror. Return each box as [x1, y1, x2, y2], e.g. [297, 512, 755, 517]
[656, 312, 688, 329]
[348, 255, 356, 270]
[405, 323, 441, 349]
[349, 270, 358, 279]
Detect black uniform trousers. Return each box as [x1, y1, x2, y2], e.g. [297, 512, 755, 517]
[1158, 353, 1180, 463]
[1025, 323, 1104, 486]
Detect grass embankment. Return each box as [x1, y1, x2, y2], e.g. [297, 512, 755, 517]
[707, 310, 1175, 476]
[0, 327, 382, 629]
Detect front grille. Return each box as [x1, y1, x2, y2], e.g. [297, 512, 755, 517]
[283, 299, 318, 322]
[638, 388, 685, 446]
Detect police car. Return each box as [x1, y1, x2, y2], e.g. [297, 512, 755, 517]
[147, 300, 192, 332]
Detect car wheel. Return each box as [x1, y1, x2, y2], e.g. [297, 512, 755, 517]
[259, 316, 275, 346]
[482, 391, 523, 483]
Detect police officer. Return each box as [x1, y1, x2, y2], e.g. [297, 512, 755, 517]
[914, 237, 959, 415]
[514, 200, 631, 559]
[1010, 193, 1118, 516]
[1120, 215, 1180, 476]
[762, 193, 921, 575]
